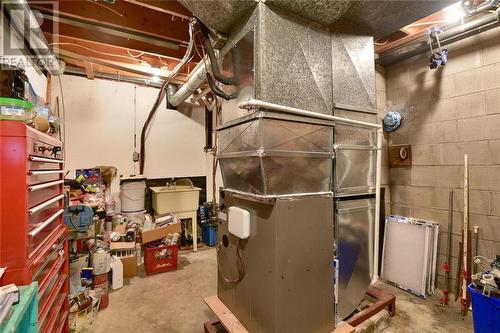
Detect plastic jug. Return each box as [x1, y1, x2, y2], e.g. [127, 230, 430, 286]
[109, 256, 123, 290]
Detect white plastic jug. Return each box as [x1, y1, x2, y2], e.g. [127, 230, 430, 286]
[109, 256, 123, 290]
[92, 248, 111, 275]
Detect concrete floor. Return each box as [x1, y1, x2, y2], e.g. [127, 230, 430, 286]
[93, 248, 473, 333]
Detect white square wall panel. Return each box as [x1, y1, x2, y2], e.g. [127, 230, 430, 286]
[228, 206, 250, 239]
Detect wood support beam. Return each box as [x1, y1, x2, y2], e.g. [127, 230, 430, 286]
[84, 61, 94, 80]
[121, 0, 191, 20]
[40, 18, 200, 61]
[29, 1, 192, 44]
[57, 48, 187, 84]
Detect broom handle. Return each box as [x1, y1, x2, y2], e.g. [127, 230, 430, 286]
[462, 154, 469, 308]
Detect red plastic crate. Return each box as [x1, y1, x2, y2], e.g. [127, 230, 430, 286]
[144, 244, 178, 275]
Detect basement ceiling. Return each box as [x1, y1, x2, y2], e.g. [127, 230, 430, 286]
[27, 0, 200, 83]
[25, 0, 455, 83]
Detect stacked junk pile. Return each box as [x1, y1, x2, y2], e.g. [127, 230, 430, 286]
[178, 1, 384, 332]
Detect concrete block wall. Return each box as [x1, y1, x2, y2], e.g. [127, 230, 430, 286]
[384, 26, 500, 294]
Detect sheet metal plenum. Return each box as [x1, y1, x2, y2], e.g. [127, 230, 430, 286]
[215, 3, 378, 330]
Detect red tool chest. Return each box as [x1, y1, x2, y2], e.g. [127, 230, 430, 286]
[0, 120, 69, 333]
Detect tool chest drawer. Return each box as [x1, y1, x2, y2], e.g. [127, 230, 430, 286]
[28, 209, 64, 257]
[28, 182, 64, 208]
[1, 120, 68, 331]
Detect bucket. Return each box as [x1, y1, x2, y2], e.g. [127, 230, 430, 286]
[468, 284, 500, 333]
[120, 180, 146, 213]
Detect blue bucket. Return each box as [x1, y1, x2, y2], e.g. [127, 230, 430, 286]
[201, 223, 217, 247]
[468, 284, 500, 333]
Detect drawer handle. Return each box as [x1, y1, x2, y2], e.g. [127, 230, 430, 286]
[28, 195, 64, 215]
[28, 170, 64, 176]
[29, 156, 64, 163]
[28, 180, 64, 191]
[29, 209, 64, 238]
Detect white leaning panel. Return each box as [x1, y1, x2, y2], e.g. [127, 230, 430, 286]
[381, 215, 438, 298]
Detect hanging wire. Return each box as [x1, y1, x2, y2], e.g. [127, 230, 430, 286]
[126, 49, 145, 58]
[50, 42, 144, 63]
[85, 0, 123, 17]
[139, 18, 198, 174]
[57, 76, 67, 153]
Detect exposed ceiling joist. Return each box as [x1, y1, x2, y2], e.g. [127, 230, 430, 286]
[57, 48, 187, 84]
[36, 10, 180, 51]
[40, 19, 197, 61]
[121, 0, 192, 20]
[29, 1, 191, 44]
[84, 61, 94, 79]
[44, 33, 192, 71]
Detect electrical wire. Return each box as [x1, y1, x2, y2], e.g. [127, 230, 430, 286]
[216, 238, 245, 284]
[50, 42, 144, 63]
[86, 0, 123, 17]
[139, 18, 197, 175]
[57, 76, 67, 154]
[126, 49, 145, 58]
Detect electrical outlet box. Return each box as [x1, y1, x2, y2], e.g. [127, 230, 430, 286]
[228, 206, 250, 239]
[133, 151, 140, 162]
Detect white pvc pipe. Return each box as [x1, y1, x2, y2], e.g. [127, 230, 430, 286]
[238, 99, 382, 129]
[238, 98, 384, 283]
[372, 127, 383, 283]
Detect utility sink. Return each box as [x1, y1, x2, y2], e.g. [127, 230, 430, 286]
[150, 185, 201, 215]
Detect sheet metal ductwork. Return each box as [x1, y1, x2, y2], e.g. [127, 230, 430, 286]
[178, 0, 454, 38]
[195, 1, 454, 332]
[212, 3, 380, 332]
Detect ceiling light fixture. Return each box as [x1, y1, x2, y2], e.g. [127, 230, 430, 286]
[443, 3, 464, 23]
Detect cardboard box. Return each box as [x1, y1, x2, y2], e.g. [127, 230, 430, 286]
[141, 222, 182, 244]
[110, 242, 135, 251]
[121, 255, 137, 277]
[110, 242, 137, 277]
[114, 224, 127, 234]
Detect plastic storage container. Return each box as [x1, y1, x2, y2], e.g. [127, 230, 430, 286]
[150, 185, 201, 214]
[468, 284, 500, 333]
[144, 243, 178, 275]
[120, 177, 146, 213]
[109, 256, 123, 290]
[202, 223, 217, 247]
[0, 97, 33, 121]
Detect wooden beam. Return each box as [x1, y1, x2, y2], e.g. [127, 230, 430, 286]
[204, 296, 354, 333]
[40, 18, 200, 61]
[57, 48, 186, 84]
[84, 61, 94, 79]
[45, 73, 52, 105]
[121, 0, 192, 20]
[29, 1, 191, 45]
[204, 296, 249, 333]
[44, 33, 191, 70]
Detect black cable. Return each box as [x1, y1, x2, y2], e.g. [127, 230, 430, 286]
[139, 81, 169, 174]
[206, 73, 238, 100]
[198, 20, 240, 86]
[139, 19, 197, 174]
[216, 238, 245, 284]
